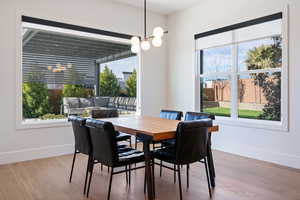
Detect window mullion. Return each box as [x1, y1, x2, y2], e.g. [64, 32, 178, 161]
[231, 31, 238, 119]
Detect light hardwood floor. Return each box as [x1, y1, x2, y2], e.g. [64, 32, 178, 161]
[0, 150, 299, 200]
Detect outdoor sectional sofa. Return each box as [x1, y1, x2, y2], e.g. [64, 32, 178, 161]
[63, 96, 136, 116]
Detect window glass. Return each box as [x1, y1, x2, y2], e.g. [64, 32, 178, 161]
[238, 72, 281, 121]
[202, 45, 233, 74]
[238, 37, 282, 72]
[22, 23, 138, 122]
[197, 15, 283, 122]
[201, 76, 231, 117]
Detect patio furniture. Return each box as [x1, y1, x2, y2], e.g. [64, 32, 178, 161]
[63, 97, 136, 116]
[63, 97, 109, 116]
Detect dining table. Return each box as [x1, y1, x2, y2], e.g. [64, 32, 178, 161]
[99, 115, 219, 200]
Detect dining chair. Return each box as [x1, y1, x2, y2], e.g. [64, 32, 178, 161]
[153, 119, 213, 200]
[134, 109, 183, 149]
[85, 119, 146, 200]
[68, 116, 93, 195]
[91, 109, 132, 147]
[184, 112, 216, 187]
[160, 111, 216, 184]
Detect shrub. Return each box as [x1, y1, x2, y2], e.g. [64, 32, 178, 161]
[39, 113, 65, 120]
[23, 68, 50, 119]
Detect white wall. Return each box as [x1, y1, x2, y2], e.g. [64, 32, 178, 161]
[166, 0, 300, 169]
[0, 0, 167, 164]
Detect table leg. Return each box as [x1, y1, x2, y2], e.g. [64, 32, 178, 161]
[140, 135, 154, 200]
[207, 133, 216, 187]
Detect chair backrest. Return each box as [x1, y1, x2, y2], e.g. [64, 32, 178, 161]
[91, 109, 119, 118]
[68, 116, 92, 155]
[175, 119, 212, 164]
[86, 119, 118, 167]
[184, 112, 215, 121]
[160, 109, 183, 120]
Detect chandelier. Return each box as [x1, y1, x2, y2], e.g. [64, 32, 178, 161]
[130, 0, 168, 53]
[47, 63, 72, 72]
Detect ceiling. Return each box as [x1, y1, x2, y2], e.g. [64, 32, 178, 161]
[113, 0, 201, 15]
[22, 29, 134, 84]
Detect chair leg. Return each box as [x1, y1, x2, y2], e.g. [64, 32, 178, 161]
[160, 160, 163, 177]
[129, 165, 131, 186]
[204, 157, 212, 198]
[107, 168, 114, 200]
[174, 164, 176, 183]
[177, 165, 183, 200]
[135, 137, 138, 149]
[83, 155, 91, 194]
[144, 168, 146, 194]
[125, 165, 128, 184]
[69, 150, 77, 183]
[129, 138, 132, 147]
[86, 158, 95, 198]
[152, 158, 155, 198]
[187, 164, 190, 188]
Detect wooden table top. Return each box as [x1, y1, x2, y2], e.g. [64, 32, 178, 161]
[98, 116, 219, 141]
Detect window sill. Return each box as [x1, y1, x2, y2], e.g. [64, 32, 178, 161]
[16, 118, 71, 130]
[214, 116, 288, 132]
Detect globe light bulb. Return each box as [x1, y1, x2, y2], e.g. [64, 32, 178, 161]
[141, 40, 150, 51]
[131, 36, 140, 45]
[131, 45, 140, 53]
[153, 27, 164, 38]
[152, 37, 162, 47]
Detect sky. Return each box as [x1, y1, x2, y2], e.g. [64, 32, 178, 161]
[202, 37, 276, 74]
[100, 56, 138, 79]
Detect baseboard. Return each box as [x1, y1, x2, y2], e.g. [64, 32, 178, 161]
[213, 144, 300, 169]
[0, 144, 74, 165]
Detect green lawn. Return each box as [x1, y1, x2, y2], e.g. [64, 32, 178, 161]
[203, 107, 263, 119]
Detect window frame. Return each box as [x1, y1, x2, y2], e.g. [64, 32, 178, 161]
[194, 10, 289, 131]
[16, 13, 141, 130]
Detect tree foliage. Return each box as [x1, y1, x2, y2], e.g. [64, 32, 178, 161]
[23, 69, 50, 118]
[63, 66, 91, 97]
[100, 66, 120, 96]
[245, 37, 282, 121]
[126, 69, 137, 97]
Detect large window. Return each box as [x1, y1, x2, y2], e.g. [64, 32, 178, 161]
[195, 13, 287, 127]
[20, 17, 138, 125]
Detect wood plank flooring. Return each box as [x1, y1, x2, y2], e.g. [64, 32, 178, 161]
[0, 150, 299, 200]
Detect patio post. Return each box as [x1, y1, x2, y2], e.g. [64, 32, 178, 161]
[95, 61, 100, 96]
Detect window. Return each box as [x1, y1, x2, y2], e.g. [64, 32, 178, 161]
[19, 16, 139, 126]
[195, 13, 288, 128]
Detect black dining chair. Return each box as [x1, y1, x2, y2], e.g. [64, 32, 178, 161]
[134, 109, 183, 150]
[153, 119, 213, 200]
[68, 116, 93, 195]
[91, 109, 132, 147]
[184, 112, 216, 187]
[160, 111, 216, 184]
[85, 119, 146, 200]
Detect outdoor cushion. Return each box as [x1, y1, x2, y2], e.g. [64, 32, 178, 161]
[68, 108, 86, 115]
[94, 97, 110, 107]
[79, 98, 94, 108]
[65, 97, 80, 108]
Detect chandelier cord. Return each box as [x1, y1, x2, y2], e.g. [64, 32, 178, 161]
[144, 0, 147, 39]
